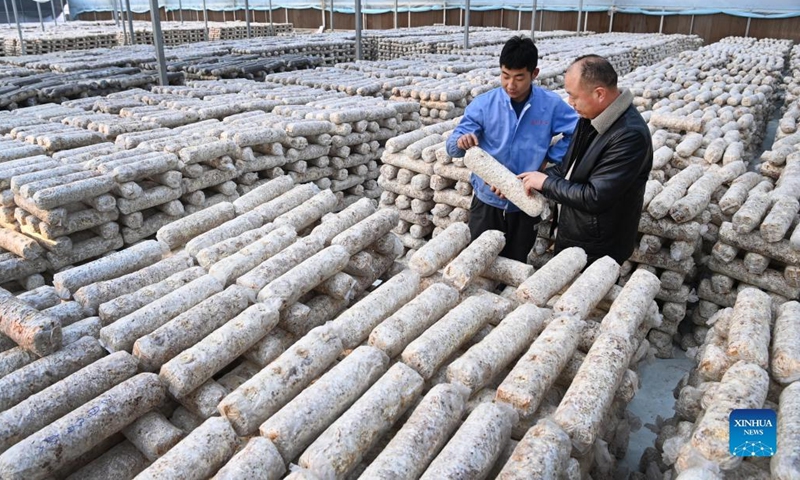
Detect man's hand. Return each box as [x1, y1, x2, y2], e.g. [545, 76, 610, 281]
[517, 171, 548, 195]
[456, 133, 479, 150]
[489, 185, 506, 200]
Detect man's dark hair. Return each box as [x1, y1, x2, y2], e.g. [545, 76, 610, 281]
[570, 54, 618, 89]
[500, 36, 538, 72]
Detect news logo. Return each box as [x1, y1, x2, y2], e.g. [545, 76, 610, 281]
[729, 409, 777, 457]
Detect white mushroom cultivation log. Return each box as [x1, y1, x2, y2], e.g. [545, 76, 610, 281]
[218, 323, 343, 435]
[600, 269, 662, 339]
[156, 202, 236, 251]
[133, 285, 253, 372]
[483, 256, 534, 287]
[726, 288, 771, 369]
[257, 245, 351, 309]
[65, 441, 148, 480]
[442, 230, 506, 291]
[0, 336, 106, 412]
[496, 315, 584, 418]
[368, 282, 460, 358]
[100, 274, 224, 353]
[771, 381, 800, 479]
[232, 176, 294, 215]
[408, 222, 471, 277]
[260, 345, 389, 463]
[0, 351, 138, 453]
[299, 362, 424, 480]
[676, 361, 769, 473]
[121, 412, 184, 462]
[52, 240, 166, 299]
[240, 236, 324, 294]
[160, 301, 280, 398]
[0, 295, 61, 356]
[771, 301, 800, 384]
[496, 418, 573, 480]
[0, 373, 165, 480]
[420, 401, 518, 480]
[134, 417, 238, 480]
[464, 147, 547, 216]
[402, 293, 508, 379]
[552, 333, 635, 454]
[332, 269, 420, 349]
[516, 247, 587, 306]
[447, 304, 548, 393]
[330, 209, 400, 255]
[359, 383, 470, 480]
[212, 437, 286, 480]
[553, 256, 620, 319]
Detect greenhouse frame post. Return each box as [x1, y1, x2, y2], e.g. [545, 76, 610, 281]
[609, 7, 614, 32]
[531, 0, 536, 40]
[330, 0, 334, 32]
[11, 0, 23, 54]
[577, 0, 583, 32]
[3, 0, 9, 26]
[745, 16, 751, 37]
[442, 0, 445, 25]
[202, 0, 207, 38]
[119, 0, 128, 43]
[149, 0, 169, 86]
[393, 0, 397, 29]
[178, 0, 183, 23]
[689, 14, 694, 34]
[245, 0, 251, 38]
[59, 0, 64, 21]
[320, 0, 325, 30]
[659, 10, 664, 33]
[50, 0, 57, 26]
[355, 0, 362, 60]
[111, 0, 119, 26]
[269, 0, 273, 30]
[36, 1, 44, 31]
[583, 7, 588, 31]
[464, 0, 470, 49]
[126, 0, 135, 43]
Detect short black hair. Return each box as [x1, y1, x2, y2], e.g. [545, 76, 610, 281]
[570, 55, 618, 89]
[500, 36, 538, 72]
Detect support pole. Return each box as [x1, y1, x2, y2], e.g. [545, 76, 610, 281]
[583, 7, 588, 31]
[119, 0, 128, 43]
[59, 0, 63, 21]
[148, 0, 169, 86]
[36, 1, 44, 31]
[531, 0, 537, 40]
[407, 1, 410, 27]
[354, 0, 362, 60]
[659, 12, 664, 33]
[539, 7, 543, 30]
[269, 0, 274, 30]
[3, 0, 9, 26]
[393, 0, 397, 29]
[463, 0, 469, 50]
[320, 0, 325, 30]
[202, 0, 208, 39]
[126, 0, 135, 43]
[500, 7, 503, 28]
[609, 8, 614, 32]
[11, 0, 23, 54]
[50, 0, 57, 26]
[245, 0, 251, 37]
[330, 0, 334, 31]
[111, 0, 119, 26]
[576, 0, 583, 32]
[178, 0, 183, 23]
[517, 8, 521, 30]
[442, 0, 445, 25]
[689, 14, 694, 34]
[745, 16, 751, 37]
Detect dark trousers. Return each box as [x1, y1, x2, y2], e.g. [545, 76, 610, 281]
[469, 196, 539, 264]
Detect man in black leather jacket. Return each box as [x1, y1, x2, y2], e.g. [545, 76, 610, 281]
[519, 55, 653, 264]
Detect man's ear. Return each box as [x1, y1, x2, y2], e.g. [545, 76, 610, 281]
[531, 67, 540, 80]
[594, 86, 606, 102]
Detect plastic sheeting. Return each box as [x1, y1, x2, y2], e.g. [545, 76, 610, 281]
[68, 0, 800, 19]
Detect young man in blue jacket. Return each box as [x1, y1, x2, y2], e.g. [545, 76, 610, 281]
[446, 36, 578, 263]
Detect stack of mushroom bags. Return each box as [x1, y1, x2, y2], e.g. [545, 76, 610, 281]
[0, 178, 670, 479]
[634, 288, 800, 480]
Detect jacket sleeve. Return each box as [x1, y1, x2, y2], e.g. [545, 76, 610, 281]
[445, 100, 484, 158]
[541, 129, 650, 214]
[545, 100, 579, 164]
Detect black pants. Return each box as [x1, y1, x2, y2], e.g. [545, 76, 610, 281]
[469, 196, 539, 264]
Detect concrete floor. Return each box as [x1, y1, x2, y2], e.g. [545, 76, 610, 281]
[621, 348, 694, 475]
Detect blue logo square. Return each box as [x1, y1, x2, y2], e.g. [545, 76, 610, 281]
[729, 409, 777, 457]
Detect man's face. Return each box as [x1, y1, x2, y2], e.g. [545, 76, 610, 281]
[564, 67, 602, 119]
[501, 66, 537, 103]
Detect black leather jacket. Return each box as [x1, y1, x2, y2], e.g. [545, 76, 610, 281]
[542, 104, 653, 264]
